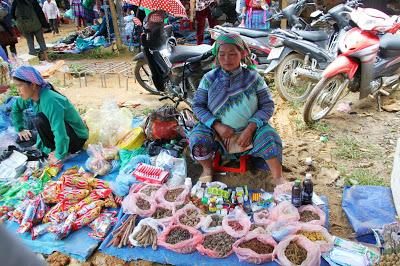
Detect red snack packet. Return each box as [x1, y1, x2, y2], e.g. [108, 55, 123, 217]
[76, 200, 105, 217]
[57, 189, 90, 201]
[72, 206, 101, 231]
[92, 189, 112, 199]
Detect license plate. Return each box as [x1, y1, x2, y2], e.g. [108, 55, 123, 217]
[267, 47, 284, 60]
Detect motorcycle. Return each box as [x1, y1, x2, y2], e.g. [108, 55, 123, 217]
[133, 11, 213, 106]
[303, 7, 400, 124]
[264, 0, 359, 102]
[209, 0, 317, 73]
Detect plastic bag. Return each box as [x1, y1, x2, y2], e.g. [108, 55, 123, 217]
[197, 229, 236, 258]
[222, 208, 251, 238]
[274, 235, 321, 266]
[267, 220, 301, 243]
[155, 151, 187, 187]
[84, 101, 132, 147]
[64, 9, 75, 19]
[128, 217, 165, 248]
[155, 184, 190, 209]
[295, 223, 334, 253]
[150, 202, 175, 225]
[298, 205, 326, 226]
[233, 231, 277, 264]
[122, 192, 156, 217]
[200, 214, 225, 233]
[253, 209, 272, 226]
[158, 224, 203, 254]
[138, 184, 162, 198]
[85, 144, 114, 176]
[273, 182, 294, 203]
[269, 201, 300, 222]
[173, 203, 204, 229]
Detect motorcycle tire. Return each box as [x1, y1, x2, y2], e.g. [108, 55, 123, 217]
[134, 59, 160, 95]
[303, 74, 346, 125]
[274, 53, 314, 102]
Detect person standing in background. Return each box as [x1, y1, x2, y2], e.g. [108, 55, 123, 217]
[190, 0, 217, 45]
[42, 0, 60, 34]
[11, 0, 49, 60]
[71, 0, 85, 30]
[239, 0, 271, 30]
[0, 0, 18, 58]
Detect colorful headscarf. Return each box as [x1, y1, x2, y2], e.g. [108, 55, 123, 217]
[12, 65, 48, 87]
[212, 33, 256, 69]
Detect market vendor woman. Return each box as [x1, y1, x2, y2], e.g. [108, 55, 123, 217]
[189, 33, 283, 184]
[11, 66, 88, 164]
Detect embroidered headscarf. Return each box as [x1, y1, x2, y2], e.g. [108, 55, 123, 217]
[12, 65, 48, 87]
[212, 33, 256, 69]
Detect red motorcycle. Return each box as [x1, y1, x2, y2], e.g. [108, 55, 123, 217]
[303, 7, 400, 124]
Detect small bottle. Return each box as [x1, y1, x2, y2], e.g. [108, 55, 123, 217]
[302, 173, 314, 205]
[291, 179, 302, 208]
[185, 177, 192, 189]
[209, 198, 217, 213]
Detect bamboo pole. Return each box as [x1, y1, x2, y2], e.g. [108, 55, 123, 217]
[109, 0, 123, 50]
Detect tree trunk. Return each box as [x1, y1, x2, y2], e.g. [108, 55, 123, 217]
[109, 0, 122, 50]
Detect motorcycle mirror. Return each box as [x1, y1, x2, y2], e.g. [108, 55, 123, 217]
[310, 10, 323, 18]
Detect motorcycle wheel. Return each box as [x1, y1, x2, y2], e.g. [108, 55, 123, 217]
[303, 74, 346, 125]
[274, 53, 314, 102]
[134, 60, 159, 95]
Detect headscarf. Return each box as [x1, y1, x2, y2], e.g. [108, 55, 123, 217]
[12, 65, 48, 87]
[212, 33, 256, 69]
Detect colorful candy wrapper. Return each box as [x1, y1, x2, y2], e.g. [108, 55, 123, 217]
[90, 178, 109, 189]
[76, 200, 105, 217]
[18, 198, 40, 233]
[61, 174, 91, 190]
[104, 194, 117, 208]
[42, 181, 63, 204]
[88, 211, 117, 240]
[56, 212, 77, 239]
[62, 167, 79, 176]
[42, 199, 74, 223]
[115, 195, 123, 206]
[72, 206, 101, 231]
[50, 211, 70, 224]
[57, 189, 90, 201]
[31, 223, 52, 240]
[35, 196, 47, 221]
[92, 189, 112, 199]
[69, 193, 101, 213]
[12, 197, 31, 222]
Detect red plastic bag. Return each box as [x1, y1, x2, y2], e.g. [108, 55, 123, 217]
[158, 224, 202, 253]
[155, 184, 190, 209]
[295, 223, 334, 253]
[196, 230, 236, 258]
[150, 202, 176, 226]
[138, 184, 162, 198]
[200, 214, 225, 233]
[233, 231, 277, 264]
[273, 182, 293, 203]
[253, 209, 272, 226]
[298, 205, 326, 226]
[173, 203, 204, 229]
[269, 201, 300, 222]
[274, 235, 321, 266]
[222, 208, 251, 238]
[122, 192, 156, 217]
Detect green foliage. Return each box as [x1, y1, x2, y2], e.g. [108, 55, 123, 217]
[343, 168, 389, 187]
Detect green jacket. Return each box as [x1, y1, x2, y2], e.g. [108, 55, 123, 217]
[12, 88, 88, 160]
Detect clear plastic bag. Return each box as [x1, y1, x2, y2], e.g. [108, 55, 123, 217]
[253, 209, 272, 226]
[273, 182, 294, 203]
[173, 203, 204, 229]
[295, 223, 334, 253]
[274, 235, 321, 266]
[121, 192, 156, 217]
[233, 231, 277, 264]
[267, 221, 301, 243]
[157, 224, 203, 254]
[155, 151, 187, 187]
[128, 217, 165, 248]
[84, 101, 132, 147]
[196, 229, 236, 258]
[269, 201, 300, 222]
[222, 208, 251, 238]
[298, 205, 326, 226]
[200, 214, 225, 233]
[85, 144, 112, 176]
[155, 184, 190, 209]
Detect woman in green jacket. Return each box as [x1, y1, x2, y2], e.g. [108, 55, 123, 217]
[11, 66, 88, 164]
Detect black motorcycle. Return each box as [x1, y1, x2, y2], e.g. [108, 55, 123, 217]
[133, 11, 213, 106]
[264, 0, 360, 102]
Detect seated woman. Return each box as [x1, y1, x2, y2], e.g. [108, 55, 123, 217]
[92, 6, 114, 39]
[11, 66, 88, 164]
[189, 33, 283, 184]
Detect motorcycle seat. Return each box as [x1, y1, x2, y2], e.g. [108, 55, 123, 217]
[221, 27, 270, 38]
[380, 33, 400, 50]
[294, 30, 330, 42]
[169, 44, 212, 64]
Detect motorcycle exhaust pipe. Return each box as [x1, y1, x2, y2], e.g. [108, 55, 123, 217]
[292, 67, 322, 82]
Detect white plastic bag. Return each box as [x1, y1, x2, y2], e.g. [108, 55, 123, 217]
[155, 151, 187, 187]
[128, 217, 165, 247]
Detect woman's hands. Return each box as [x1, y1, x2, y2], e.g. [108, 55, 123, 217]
[237, 122, 257, 147]
[213, 121, 235, 140]
[47, 152, 61, 165]
[18, 130, 32, 141]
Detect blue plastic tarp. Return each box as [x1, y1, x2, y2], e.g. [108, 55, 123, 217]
[342, 185, 397, 242]
[4, 151, 119, 261]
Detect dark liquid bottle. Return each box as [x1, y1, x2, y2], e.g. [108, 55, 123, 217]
[302, 173, 313, 205]
[291, 179, 302, 208]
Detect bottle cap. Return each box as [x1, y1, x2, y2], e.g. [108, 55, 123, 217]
[305, 173, 312, 179]
[184, 178, 192, 187]
[295, 179, 301, 185]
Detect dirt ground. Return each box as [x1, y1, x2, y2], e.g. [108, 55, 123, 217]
[11, 22, 400, 266]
